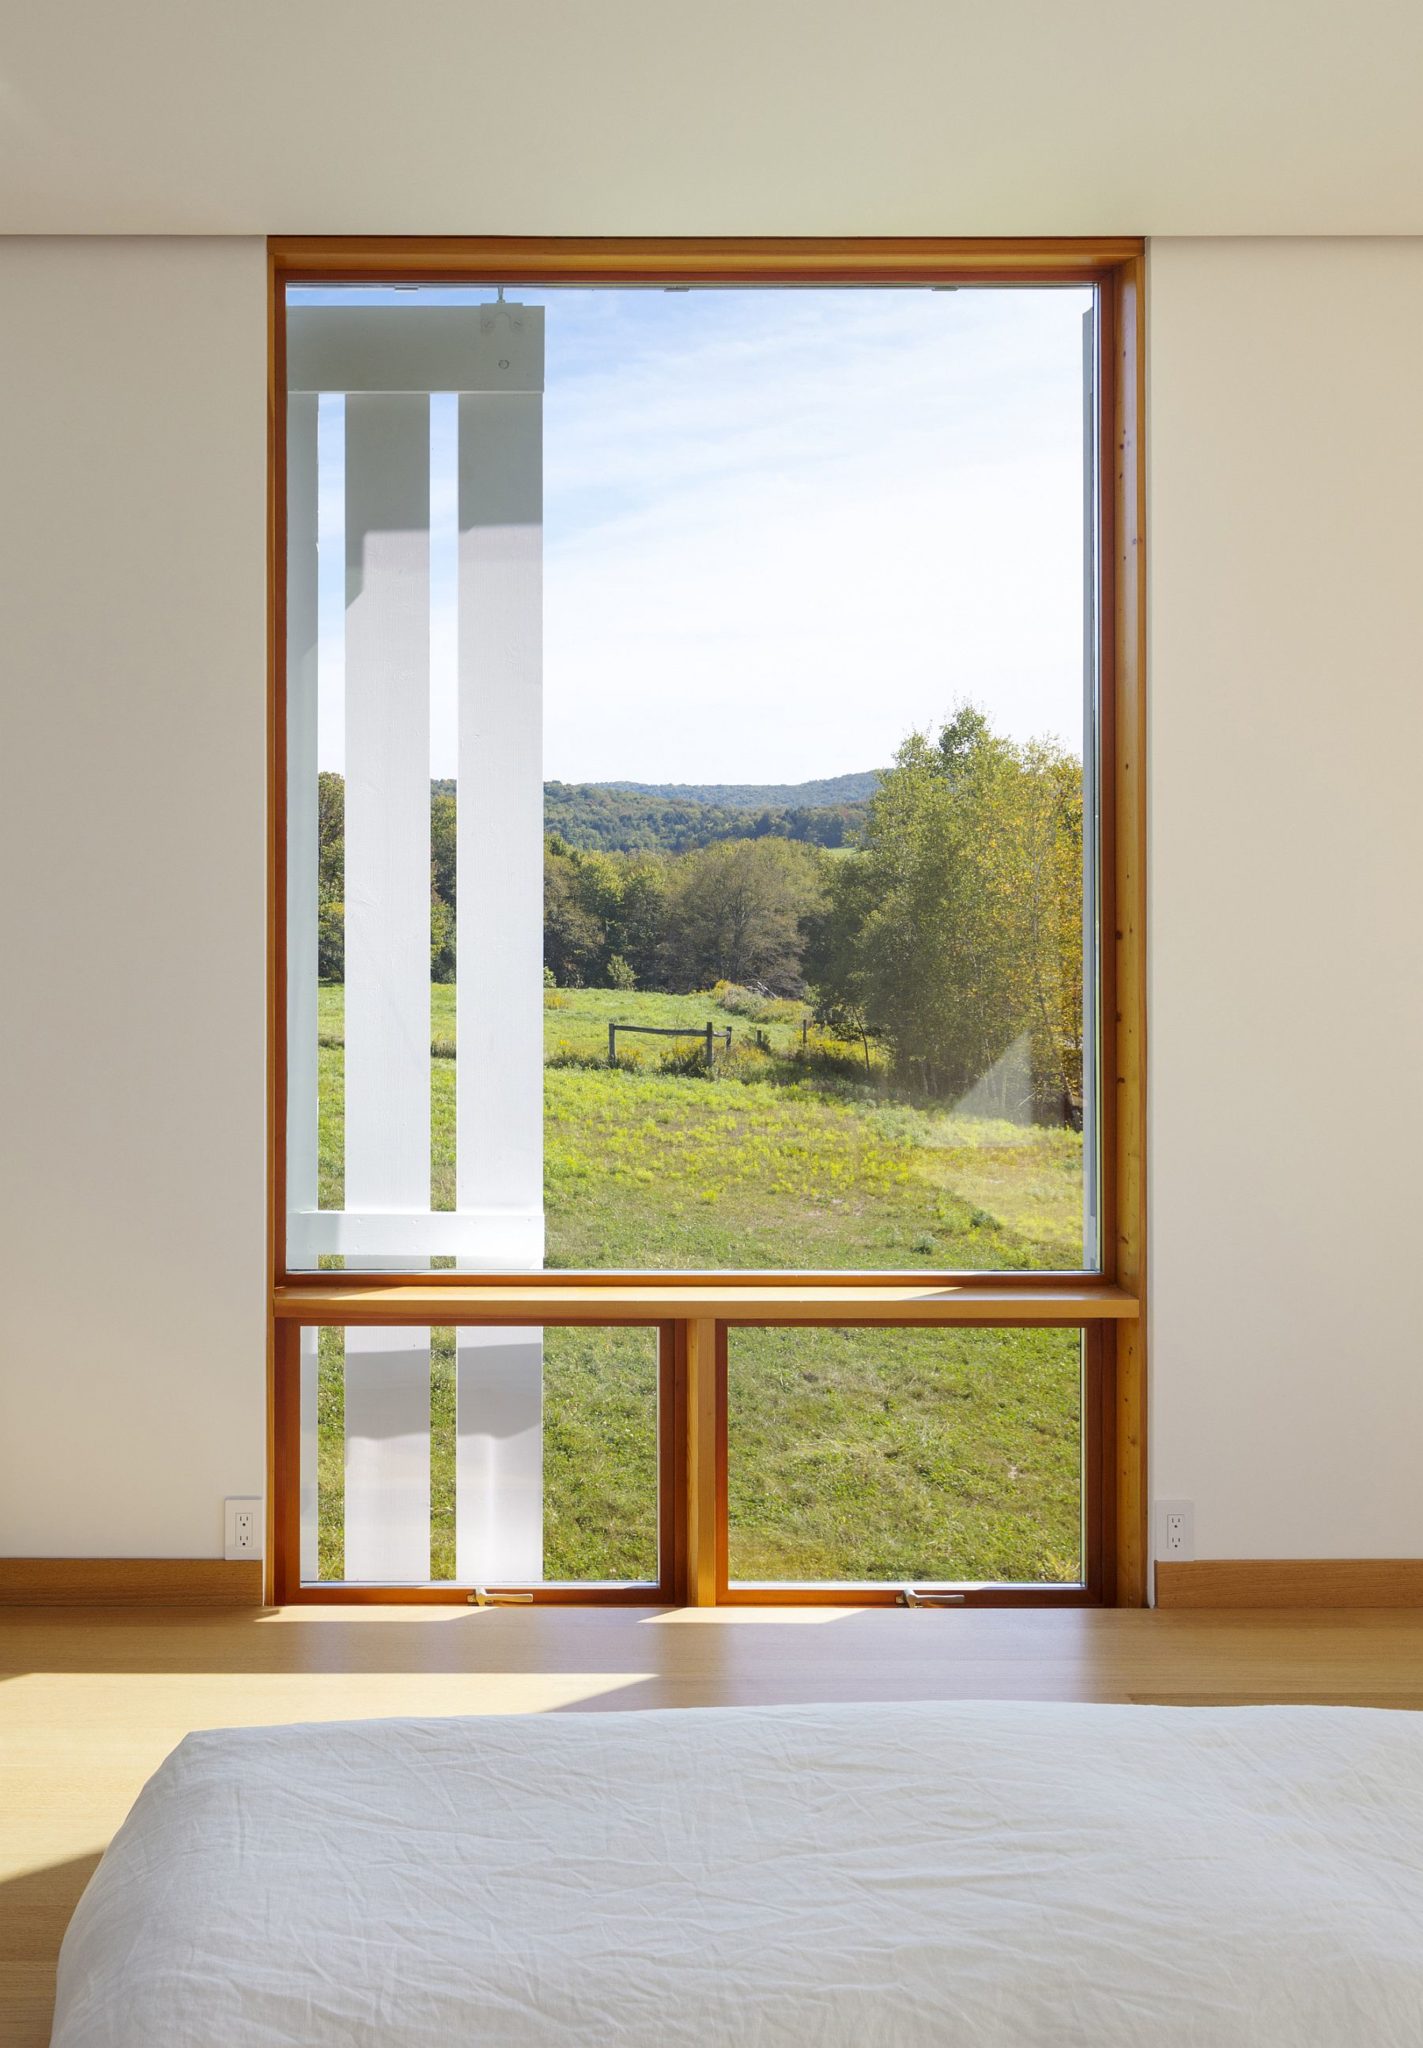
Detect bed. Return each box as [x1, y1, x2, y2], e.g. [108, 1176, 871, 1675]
[50, 1699, 1423, 2045]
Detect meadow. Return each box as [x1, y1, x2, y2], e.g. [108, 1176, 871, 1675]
[314, 983, 1086, 1586]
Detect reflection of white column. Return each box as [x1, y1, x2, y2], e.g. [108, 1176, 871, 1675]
[287, 391, 322, 1583]
[456, 1328, 544, 1582]
[299, 1326, 320, 1583]
[455, 307, 545, 1585]
[342, 392, 432, 1583]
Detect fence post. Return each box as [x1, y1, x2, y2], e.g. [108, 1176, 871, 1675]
[704, 1021, 714, 1070]
[802, 1018, 809, 1048]
[608, 1021, 617, 1066]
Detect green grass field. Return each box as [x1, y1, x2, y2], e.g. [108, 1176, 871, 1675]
[314, 983, 1086, 1586]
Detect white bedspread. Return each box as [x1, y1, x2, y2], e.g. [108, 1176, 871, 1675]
[50, 1700, 1423, 2046]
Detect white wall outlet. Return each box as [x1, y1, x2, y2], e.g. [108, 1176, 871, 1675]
[224, 1497, 263, 1561]
[1156, 1498, 1195, 1561]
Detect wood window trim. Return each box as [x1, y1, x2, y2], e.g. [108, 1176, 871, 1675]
[270, 1318, 682, 1606]
[265, 237, 1148, 1607]
[713, 1322, 1114, 1608]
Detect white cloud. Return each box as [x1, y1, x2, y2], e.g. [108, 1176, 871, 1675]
[543, 287, 1092, 782]
[313, 285, 1094, 785]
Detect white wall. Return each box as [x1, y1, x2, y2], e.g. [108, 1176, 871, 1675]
[1148, 239, 1423, 1558]
[4, 232, 1421, 1564]
[0, 238, 268, 1557]
[2, 1, 1423, 237]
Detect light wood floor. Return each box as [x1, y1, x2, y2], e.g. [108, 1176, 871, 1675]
[6, 1603, 1423, 2047]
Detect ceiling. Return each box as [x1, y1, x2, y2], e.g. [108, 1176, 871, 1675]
[3, 0, 1422, 237]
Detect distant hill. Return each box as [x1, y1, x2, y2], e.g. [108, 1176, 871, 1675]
[602, 772, 880, 810]
[544, 772, 879, 854]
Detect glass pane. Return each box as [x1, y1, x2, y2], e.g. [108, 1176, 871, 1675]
[287, 282, 1099, 1277]
[307, 1324, 660, 1585]
[726, 1325, 1084, 1585]
[543, 1327, 660, 1582]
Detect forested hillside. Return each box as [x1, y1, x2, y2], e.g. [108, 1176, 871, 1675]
[542, 775, 874, 852]
[604, 771, 878, 807]
[319, 709, 1082, 1122]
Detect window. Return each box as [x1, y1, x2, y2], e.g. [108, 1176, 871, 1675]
[294, 1323, 668, 1593]
[270, 241, 1145, 1607]
[724, 1324, 1108, 1599]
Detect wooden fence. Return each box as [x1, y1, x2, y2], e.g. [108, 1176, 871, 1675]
[608, 1021, 732, 1068]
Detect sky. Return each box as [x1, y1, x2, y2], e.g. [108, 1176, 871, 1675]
[294, 284, 1094, 786]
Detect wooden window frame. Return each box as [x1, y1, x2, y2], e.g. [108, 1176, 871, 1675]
[715, 1321, 1113, 1607]
[271, 1318, 682, 1606]
[266, 237, 1147, 1607]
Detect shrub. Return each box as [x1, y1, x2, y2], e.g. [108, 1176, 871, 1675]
[714, 1040, 776, 1085]
[606, 953, 637, 991]
[785, 1038, 881, 1085]
[546, 1044, 642, 1073]
[658, 1040, 716, 1079]
[710, 980, 802, 1025]
[545, 1045, 606, 1072]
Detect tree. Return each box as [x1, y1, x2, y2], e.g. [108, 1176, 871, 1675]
[803, 852, 881, 1070]
[807, 706, 1082, 1119]
[603, 856, 668, 987]
[543, 840, 605, 986]
[317, 771, 345, 981]
[660, 838, 824, 993]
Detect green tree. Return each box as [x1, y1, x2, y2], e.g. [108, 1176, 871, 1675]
[317, 771, 345, 981]
[808, 707, 1082, 1119]
[660, 838, 824, 993]
[603, 855, 668, 986]
[543, 839, 605, 986]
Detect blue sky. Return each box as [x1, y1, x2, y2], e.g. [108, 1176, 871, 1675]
[295, 284, 1093, 785]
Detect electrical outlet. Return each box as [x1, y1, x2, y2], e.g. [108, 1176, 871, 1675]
[224, 1497, 263, 1561]
[1157, 1498, 1195, 1561]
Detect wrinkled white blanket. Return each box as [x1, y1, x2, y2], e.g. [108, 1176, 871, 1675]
[50, 1700, 1423, 2045]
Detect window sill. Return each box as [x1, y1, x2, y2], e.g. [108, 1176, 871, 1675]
[271, 1279, 1138, 1326]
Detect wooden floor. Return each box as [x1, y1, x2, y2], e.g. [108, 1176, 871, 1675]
[6, 1603, 1423, 2046]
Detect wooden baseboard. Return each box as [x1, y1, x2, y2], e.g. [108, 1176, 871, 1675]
[0, 1559, 265, 1607]
[1156, 1559, 1423, 1610]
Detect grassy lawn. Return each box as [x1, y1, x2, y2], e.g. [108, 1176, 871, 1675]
[313, 983, 1086, 1584]
[727, 1325, 1081, 1584]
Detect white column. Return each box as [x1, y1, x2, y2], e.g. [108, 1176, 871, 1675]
[286, 306, 547, 1585]
[1081, 306, 1100, 1269]
[287, 392, 323, 1581]
[342, 392, 432, 1583]
[455, 310, 545, 1584]
[286, 392, 320, 1236]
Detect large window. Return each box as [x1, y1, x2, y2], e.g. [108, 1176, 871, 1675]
[270, 241, 1145, 1607]
[286, 282, 1099, 1277]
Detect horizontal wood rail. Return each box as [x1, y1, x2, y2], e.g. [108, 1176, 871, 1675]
[273, 1281, 1139, 1327]
[272, 236, 1144, 288]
